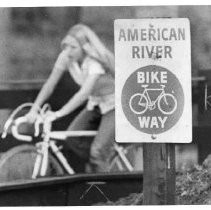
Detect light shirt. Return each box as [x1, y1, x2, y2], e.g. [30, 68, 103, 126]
[54, 51, 114, 114]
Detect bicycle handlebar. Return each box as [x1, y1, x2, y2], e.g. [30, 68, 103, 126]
[11, 117, 33, 142]
[2, 103, 98, 142]
[1, 103, 40, 139]
[1, 118, 13, 139]
[1, 103, 51, 141]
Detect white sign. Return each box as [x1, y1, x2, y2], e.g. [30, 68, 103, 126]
[115, 18, 192, 143]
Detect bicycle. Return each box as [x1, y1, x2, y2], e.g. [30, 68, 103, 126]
[0, 103, 139, 182]
[129, 84, 177, 115]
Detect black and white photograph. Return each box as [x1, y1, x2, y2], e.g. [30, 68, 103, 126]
[0, 1, 210, 206]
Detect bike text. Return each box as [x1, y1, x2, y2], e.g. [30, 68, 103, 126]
[137, 71, 167, 83]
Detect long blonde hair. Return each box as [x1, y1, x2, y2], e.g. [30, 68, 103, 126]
[61, 24, 115, 77]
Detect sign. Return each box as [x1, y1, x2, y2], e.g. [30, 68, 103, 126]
[115, 18, 192, 143]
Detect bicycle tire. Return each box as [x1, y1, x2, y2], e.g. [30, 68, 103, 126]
[129, 93, 148, 115]
[158, 93, 177, 115]
[0, 144, 64, 182]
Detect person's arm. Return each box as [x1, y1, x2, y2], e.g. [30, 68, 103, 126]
[54, 73, 100, 119]
[30, 52, 68, 113]
[31, 66, 65, 112]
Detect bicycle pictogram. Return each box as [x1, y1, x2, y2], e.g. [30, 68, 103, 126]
[129, 84, 177, 115]
[121, 65, 184, 135]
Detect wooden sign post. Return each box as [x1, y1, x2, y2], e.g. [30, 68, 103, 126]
[114, 18, 191, 205]
[143, 144, 175, 204]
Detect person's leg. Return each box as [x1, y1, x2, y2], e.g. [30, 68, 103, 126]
[64, 107, 101, 161]
[89, 109, 115, 173]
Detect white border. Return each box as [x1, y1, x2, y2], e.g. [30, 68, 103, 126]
[0, 1, 209, 210]
[0, 0, 211, 7]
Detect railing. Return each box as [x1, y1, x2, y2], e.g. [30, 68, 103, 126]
[0, 76, 211, 165]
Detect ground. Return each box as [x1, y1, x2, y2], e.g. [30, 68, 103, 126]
[95, 155, 211, 205]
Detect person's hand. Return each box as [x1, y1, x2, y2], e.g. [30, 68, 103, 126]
[44, 110, 58, 122]
[25, 109, 39, 124]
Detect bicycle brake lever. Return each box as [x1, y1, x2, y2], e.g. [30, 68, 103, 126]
[41, 104, 51, 116]
[34, 105, 51, 137]
[34, 116, 43, 137]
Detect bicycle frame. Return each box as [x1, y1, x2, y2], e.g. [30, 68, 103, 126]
[142, 85, 165, 109]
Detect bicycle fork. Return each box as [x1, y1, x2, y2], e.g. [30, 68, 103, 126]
[32, 141, 49, 179]
[50, 141, 75, 174]
[32, 141, 75, 179]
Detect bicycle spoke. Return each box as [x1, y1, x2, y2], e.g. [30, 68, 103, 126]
[164, 96, 168, 105]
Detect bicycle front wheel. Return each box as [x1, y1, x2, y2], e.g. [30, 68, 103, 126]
[0, 144, 64, 182]
[158, 94, 177, 115]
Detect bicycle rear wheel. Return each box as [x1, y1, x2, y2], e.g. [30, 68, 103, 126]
[0, 144, 64, 182]
[129, 93, 148, 115]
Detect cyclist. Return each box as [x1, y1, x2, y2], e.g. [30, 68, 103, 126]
[25, 24, 115, 173]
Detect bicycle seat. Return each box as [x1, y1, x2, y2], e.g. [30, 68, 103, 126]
[141, 84, 149, 88]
